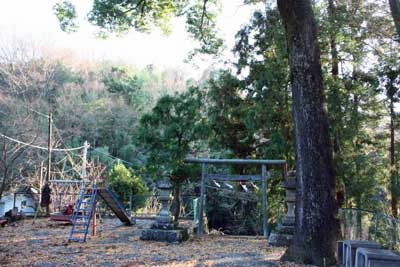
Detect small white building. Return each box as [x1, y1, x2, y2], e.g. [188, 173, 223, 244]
[0, 186, 39, 217]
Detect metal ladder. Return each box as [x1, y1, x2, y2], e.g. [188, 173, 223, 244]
[68, 185, 97, 242]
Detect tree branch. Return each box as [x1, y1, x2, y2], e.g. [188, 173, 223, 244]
[122, 0, 146, 14]
[199, 0, 209, 43]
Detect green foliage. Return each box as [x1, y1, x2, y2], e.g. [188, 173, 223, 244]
[205, 7, 292, 163]
[205, 71, 250, 157]
[102, 66, 152, 110]
[235, 8, 291, 160]
[315, 0, 393, 212]
[138, 87, 208, 182]
[87, 0, 187, 35]
[53, 1, 78, 33]
[118, 144, 142, 168]
[53, 0, 224, 56]
[195, 8, 291, 233]
[185, 0, 224, 57]
[377, 53, 400, 104]
[108, 163, 149, 210]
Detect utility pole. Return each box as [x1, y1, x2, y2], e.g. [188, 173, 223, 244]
[46, 113, 52, 183]
[43, 112, 52, 216]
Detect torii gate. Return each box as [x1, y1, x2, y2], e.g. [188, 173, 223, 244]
[184, 158, 287, 239]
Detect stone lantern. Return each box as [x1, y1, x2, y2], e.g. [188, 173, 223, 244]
[268, 170, 296, 246]
[140, 179, 189, 243]
[152, 180, 175, 229]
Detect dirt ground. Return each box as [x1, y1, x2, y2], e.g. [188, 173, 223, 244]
[0, 218, 312, 267]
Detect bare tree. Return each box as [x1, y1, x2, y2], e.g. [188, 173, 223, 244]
[0, 37, 66, 198]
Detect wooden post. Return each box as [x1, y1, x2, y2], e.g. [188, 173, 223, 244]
[284, 163, 288, 180]
[262, 164, 268, 239]
[81, 141, 88, 181]
[198, 163, 206, 237]
[98, 204, 102, 223]
[92, 200, 97, 236]
[129, 192, 133, 216]
[13, 192, 16, 210]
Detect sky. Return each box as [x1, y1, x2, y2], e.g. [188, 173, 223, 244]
[0, 0, 259, 78]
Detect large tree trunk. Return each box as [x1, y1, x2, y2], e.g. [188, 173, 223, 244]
[389, 0, 400, 36]
[277, 0, 339, 265]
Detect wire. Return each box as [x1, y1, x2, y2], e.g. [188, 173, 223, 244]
[26, 107, 49, 118]
[90, 148, 139, 166]
[53, 156, 67, 165]
[0, 133, 86, 152]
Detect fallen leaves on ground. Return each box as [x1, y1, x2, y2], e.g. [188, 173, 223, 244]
[0, 218, 313, 267]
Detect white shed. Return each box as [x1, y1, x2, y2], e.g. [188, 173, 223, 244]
[0, 186, 39, 217]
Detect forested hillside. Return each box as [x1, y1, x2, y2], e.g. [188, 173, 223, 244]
[0, 43, 187, 198]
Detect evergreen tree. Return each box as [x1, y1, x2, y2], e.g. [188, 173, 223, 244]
[138, 87, 208, 221]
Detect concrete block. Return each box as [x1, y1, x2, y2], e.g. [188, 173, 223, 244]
[355, 247, 400, 267]
[343, 240, 382, 267]
[337, 241, 343, 266]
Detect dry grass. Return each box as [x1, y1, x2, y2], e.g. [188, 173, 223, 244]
[0, 218, 312, 267]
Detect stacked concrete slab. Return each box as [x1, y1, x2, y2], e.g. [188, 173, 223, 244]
[337, 239, 400, 267]
[355, 247, 400, 267]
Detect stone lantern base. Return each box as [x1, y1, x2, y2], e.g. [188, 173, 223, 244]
[140, 227, 189, 243]
[141, 219, 189, 243]
[268, 232, 293, 247]
[268, 218, 295, 246]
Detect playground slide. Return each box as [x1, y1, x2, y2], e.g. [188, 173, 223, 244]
[97, 188, 134, 225]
